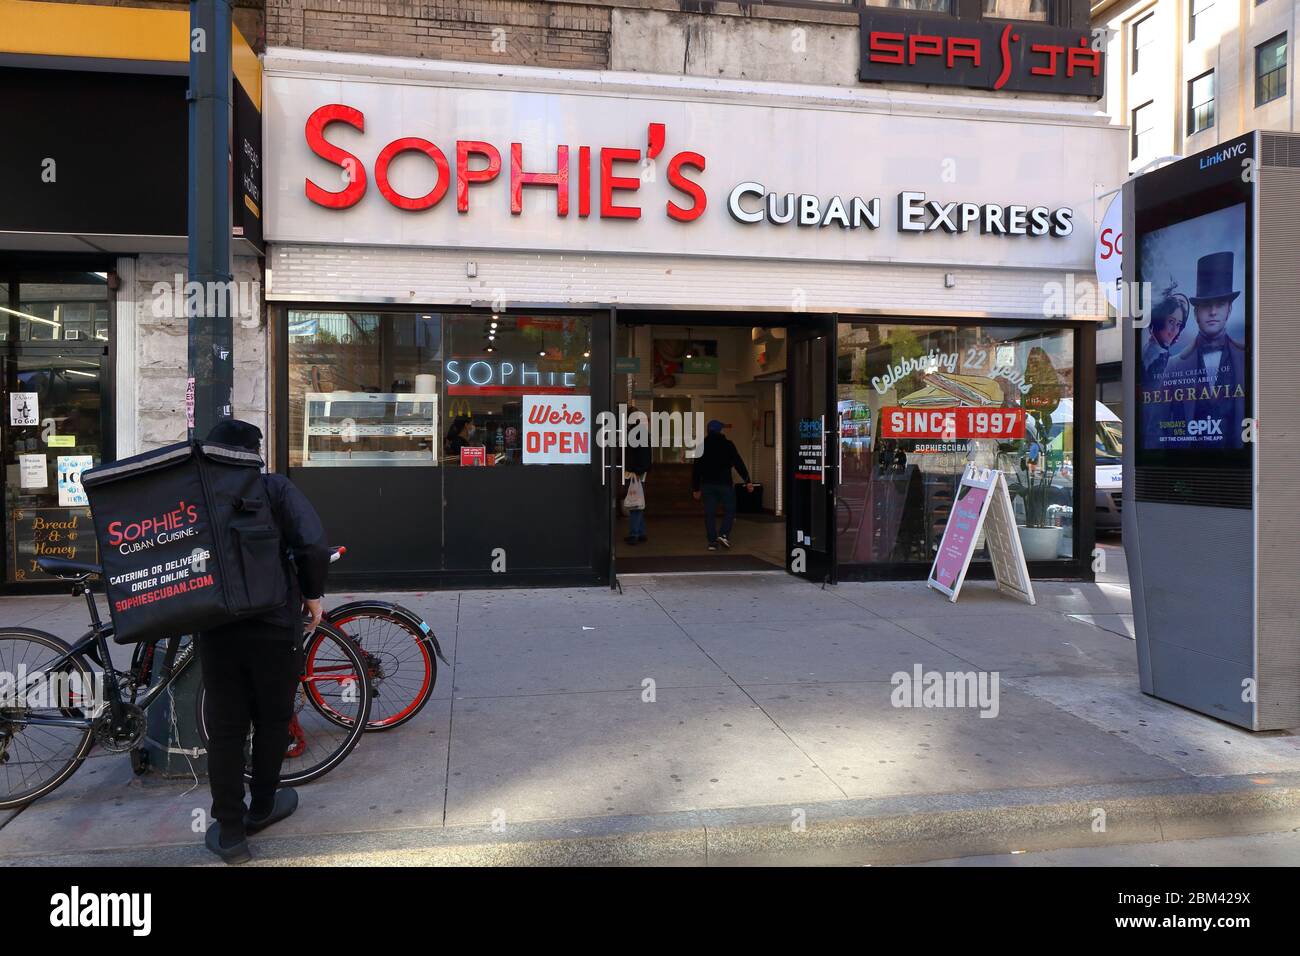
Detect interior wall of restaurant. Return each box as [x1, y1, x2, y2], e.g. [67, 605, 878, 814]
[622, 322, 780, 509]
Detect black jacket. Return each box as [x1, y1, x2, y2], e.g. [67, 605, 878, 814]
[261, 473, 330, 625]
[692, 433, 750, 491]
[626, 443, 652, 479]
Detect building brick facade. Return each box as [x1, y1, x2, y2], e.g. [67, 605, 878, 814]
[266, 0, 613, 68]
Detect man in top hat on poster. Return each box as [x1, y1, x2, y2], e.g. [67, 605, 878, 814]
[1164, 251, 1247, 450]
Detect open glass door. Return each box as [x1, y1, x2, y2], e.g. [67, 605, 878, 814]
[785, 319, 837, 584]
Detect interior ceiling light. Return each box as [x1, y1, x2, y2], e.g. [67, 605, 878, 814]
[0, 305, 59, 328]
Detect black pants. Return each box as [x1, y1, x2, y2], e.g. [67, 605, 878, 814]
[197, 624, 300, 839]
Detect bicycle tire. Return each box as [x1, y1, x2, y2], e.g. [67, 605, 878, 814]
[194, 621, 372, 786]
[325, 601, 440, 731]
[0, 628, 96, 810]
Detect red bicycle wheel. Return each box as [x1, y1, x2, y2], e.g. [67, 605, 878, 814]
[328, 608, 436, 730]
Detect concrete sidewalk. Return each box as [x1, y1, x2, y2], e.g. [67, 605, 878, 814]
[3, 552, 1300, 865]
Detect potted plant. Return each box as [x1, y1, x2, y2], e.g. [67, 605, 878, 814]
[1006, 348, 1065, 561]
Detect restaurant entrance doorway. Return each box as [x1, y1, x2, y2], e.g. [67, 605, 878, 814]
[609, 313, 835, 578]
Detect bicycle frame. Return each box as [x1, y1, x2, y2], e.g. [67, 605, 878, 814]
[2, 580, 193, 731]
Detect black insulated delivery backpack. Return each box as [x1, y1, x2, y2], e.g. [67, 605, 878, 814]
[82, 439, 288, 644]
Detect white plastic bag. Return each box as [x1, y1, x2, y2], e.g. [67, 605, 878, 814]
[622, 474, 645, 513]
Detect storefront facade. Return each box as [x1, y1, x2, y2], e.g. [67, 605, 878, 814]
[0, 2, 264, 592]
[262, 48, 1125, 588]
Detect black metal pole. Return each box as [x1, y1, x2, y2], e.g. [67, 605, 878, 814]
[147, 0, 234, 778]
[187, 0, 233, 441]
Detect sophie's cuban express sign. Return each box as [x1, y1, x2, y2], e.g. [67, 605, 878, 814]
[301, 108, 1076, 238]
[858, 15, 1104, 98]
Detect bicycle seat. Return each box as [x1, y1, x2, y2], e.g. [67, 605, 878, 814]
[36, 557, 102, 580]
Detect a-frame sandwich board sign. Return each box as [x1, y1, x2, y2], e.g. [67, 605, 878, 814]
[927, 464, 1036, 606]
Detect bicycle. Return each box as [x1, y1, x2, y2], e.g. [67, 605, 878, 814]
[0, 556, 372, 810]
[321, 553, 449, 731]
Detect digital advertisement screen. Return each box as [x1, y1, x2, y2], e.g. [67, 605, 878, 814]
[1133, 135, 1253, 480]
[1136, 202, 1249, 453]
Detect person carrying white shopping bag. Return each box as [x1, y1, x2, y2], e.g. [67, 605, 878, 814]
[623, 407, 652, 545]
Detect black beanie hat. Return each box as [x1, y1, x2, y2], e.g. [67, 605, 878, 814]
[207, 419, 263, 452]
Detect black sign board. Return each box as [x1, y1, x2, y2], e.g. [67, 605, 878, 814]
[10, 507, 98, 583]
[232, 76, 264, 249]
[858, 15, 1104, 99]
[0, 67, 187, 236]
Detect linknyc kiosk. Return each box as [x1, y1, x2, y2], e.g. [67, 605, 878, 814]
[1123, 130, 1300, 730]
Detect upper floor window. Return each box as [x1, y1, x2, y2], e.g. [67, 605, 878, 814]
[1131, 100, 1156, 159]
[1256, 33, 1288, 106]
[1132, 13, 1155, 74]
[1189, 0, 1214, 43]
[1187, 70, 1215, 134]
[982, 0, 1050, 22]
[863, 0, 954, 11]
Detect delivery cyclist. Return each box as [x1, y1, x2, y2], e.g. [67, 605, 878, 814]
[201, 419, 331, 864]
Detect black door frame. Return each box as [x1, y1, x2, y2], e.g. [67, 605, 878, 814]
[605, 308, 839, 585]
[784, 315, 839, 585]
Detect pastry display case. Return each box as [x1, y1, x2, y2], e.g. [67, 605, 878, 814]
[302, 392, 438, 466]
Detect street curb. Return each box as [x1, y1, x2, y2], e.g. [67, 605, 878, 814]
[6, 771, 1300, 866]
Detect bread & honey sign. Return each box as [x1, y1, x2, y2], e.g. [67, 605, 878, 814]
[11, 507, 98, 582]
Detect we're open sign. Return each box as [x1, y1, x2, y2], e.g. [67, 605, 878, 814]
[522, 395, 591, 465]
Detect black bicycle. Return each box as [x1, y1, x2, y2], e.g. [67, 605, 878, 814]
[0, 556, 372, 810]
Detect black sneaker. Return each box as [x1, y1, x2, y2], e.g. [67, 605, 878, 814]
[624, 535, 639, 545]
[205, 822, 252, 864]
[245, 788, 299, 835]
[636, 535, 647, 543]
[717, 535, 731, 549]
[707, 541, 718, 551]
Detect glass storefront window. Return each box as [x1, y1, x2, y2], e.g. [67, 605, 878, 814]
[287, 310, 593, 469]
[6, 274, 110, 343]
[444, 314, 592, 468]
[285, 308, 600, 575]
[287, 311, 442, 468]
[836, 322, 1076, 566]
